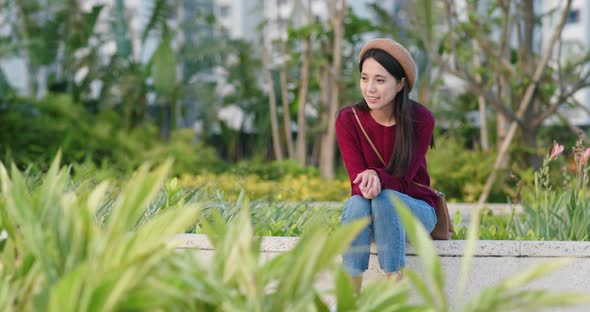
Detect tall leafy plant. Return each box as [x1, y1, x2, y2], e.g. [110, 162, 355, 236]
[0, 156, 201, 311]
[514, 140, 590, 241]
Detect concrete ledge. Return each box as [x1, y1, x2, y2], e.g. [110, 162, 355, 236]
[173, 234, 590, 258]
[174, 234, 590, 311]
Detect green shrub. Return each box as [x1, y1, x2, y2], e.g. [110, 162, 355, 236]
[145, 129, 223, 176]
[427, 135, 507, 202]
[451, 209, 537, 241]
[178, 172, 350, 202]
[229, 159, 320, 180]
[0, 93, 221, 175]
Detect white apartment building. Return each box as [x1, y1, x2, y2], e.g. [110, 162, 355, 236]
[0, 0, 400, 97]
[543, 0, 590, 125]
[214, 0, 329, 47]
[213, 0, 397, 45]
[214, 0, 261, 42]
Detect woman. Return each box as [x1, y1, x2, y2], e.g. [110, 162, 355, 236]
[335, 38, 439, 293]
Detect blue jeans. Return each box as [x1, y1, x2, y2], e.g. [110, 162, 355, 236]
[341, 189, 437, 276]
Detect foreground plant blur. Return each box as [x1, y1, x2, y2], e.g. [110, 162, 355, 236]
[0, 155, 402, 311]
[1, 156, 589, 311]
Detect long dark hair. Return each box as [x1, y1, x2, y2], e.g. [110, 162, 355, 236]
[355, 48, 433, 177]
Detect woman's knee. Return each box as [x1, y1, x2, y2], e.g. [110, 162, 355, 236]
[372, 190, 406, 221]
[341, 195, 371, 223]
[374, 189, 399, 202]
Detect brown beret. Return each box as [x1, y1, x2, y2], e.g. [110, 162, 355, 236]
[358, 38, 417, 92]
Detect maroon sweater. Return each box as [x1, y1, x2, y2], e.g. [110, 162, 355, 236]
[335, 101, 439, 210]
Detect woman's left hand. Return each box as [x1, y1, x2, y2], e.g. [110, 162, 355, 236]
[353, 169, 381, 199]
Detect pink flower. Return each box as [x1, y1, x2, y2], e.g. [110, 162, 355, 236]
[549, 142, 564, 161]
[581, 147, 590, 165]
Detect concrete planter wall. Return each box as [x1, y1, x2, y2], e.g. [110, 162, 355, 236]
[174, 234, 590, 311]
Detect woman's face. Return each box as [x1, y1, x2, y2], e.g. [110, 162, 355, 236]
[360, 57, 404, 111]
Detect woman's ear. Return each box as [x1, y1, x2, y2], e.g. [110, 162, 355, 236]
[397, 78, 405, 93]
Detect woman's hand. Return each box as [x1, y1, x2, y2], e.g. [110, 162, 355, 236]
[353, 169, 381, 199]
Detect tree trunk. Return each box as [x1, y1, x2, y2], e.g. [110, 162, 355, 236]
[478, 96, 489, 151]
[319, 0, 345, 179]
[522, 123, 540, 169]
[295, 0, 313, 166]
[472, 40, 489, 151]
[175, 0, 185, 128]
[279, 39, 295, 159]
[296, 36, 311, 166]
[160, 99, 171, 141]
[260, 38, 284, 161]
[521, 0, 541, 169]
[496, 78, 509, 169]
[315, 63, 330, 167]
[15, 2, 37, 97]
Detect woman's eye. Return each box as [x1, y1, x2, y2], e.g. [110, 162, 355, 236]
[361, 77, 367, 81]
[377, 79, 385, 83]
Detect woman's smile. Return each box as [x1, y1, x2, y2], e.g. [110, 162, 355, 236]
[366, 96, 380, 104]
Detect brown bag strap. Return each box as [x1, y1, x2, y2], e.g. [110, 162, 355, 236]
[351, 107, 437, 193]
[352, 107, 387, 167]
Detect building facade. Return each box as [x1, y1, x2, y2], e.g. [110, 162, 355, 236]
[543, 0, 590, 125]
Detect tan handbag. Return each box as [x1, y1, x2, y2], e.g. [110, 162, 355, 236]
[351, 108, 454, 240]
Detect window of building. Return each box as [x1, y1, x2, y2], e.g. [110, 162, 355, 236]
[219, 5, 230, 17]
[566, 9, 580, 24]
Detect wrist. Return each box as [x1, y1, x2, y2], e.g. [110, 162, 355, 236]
[366, 169, 380, 183]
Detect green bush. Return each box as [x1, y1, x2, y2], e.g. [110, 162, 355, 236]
[0, 93, 221, 175]
[178, 172, 350, 202]
[451, 209, 538, 241]
[229, 159, 320, 180]
[427, 135, 507, 202]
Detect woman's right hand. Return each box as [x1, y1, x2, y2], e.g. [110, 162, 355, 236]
[353, 169, 381, 199]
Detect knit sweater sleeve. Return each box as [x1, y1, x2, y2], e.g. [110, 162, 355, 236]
[335, 109, 369, 196]
[371, 106, 435, 191]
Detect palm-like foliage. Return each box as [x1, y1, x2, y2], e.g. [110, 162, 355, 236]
[0, 155, 200, 311]
[0, 154, 414, 311]
[1, 155, 588, 311]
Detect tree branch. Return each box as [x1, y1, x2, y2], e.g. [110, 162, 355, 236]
[498, 0, 513, 64]
[534, 79, 590, 125]
[441, 0, 457, 70]
[422, 37, 525, 128]
[477, 0, 573, 206]
[462, 2, 517, 78]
